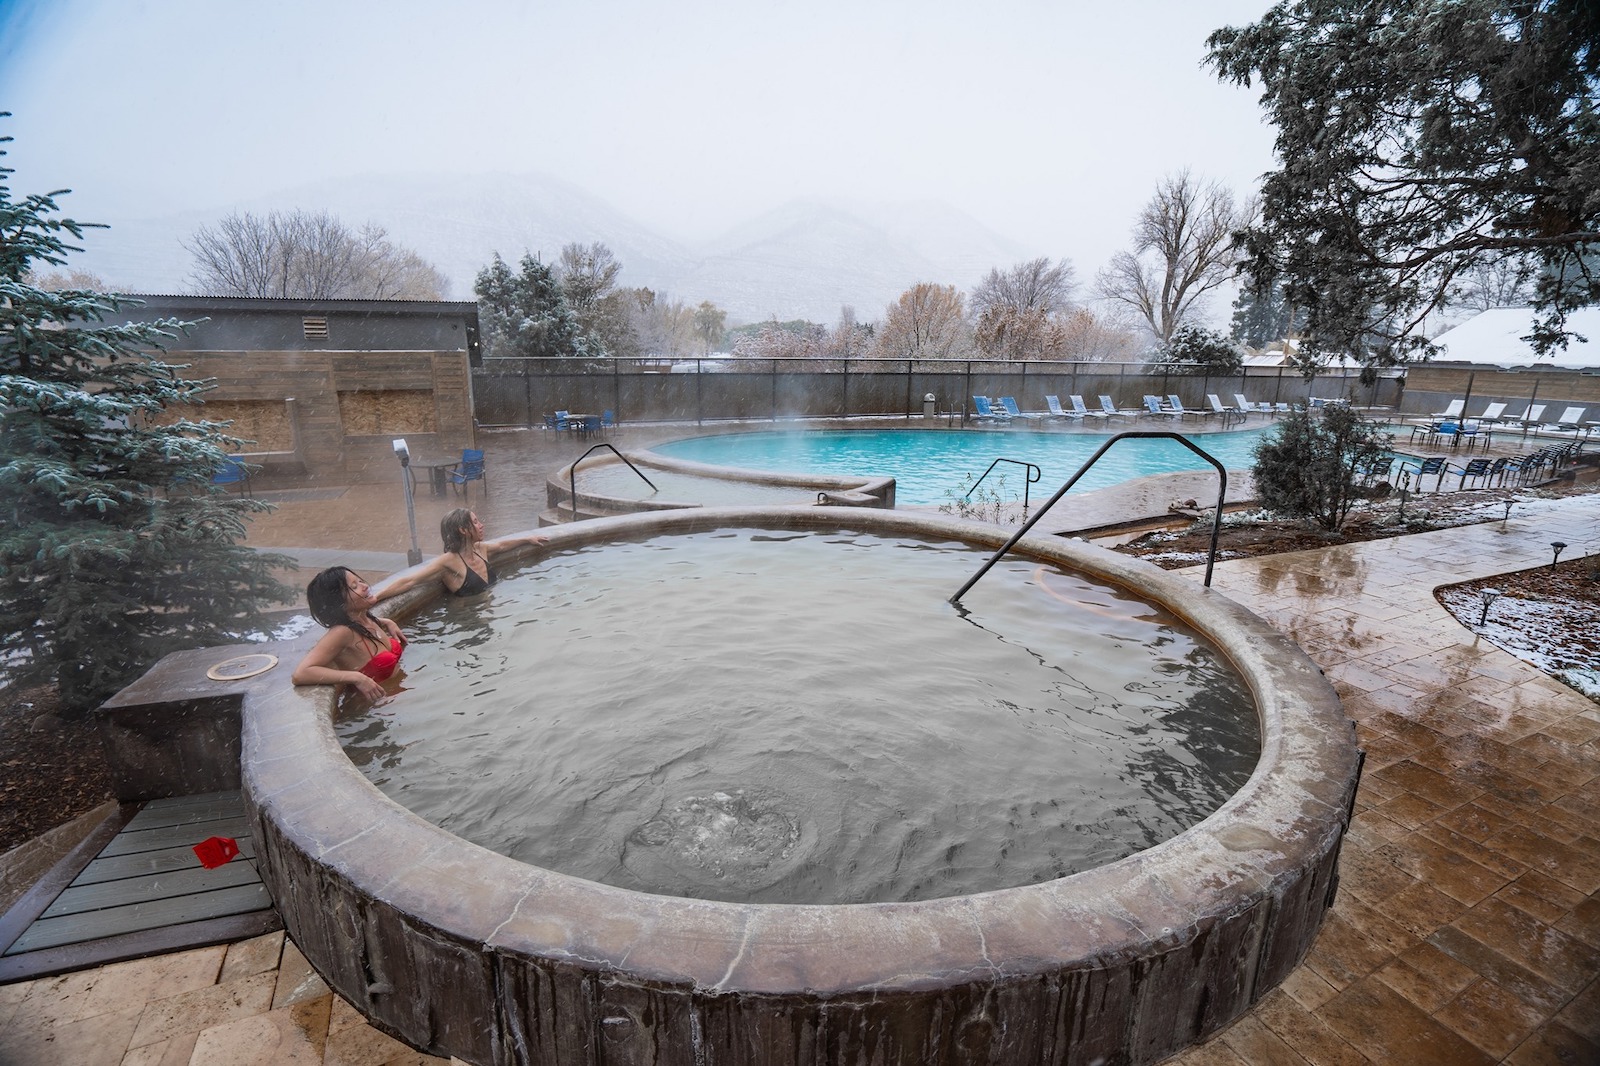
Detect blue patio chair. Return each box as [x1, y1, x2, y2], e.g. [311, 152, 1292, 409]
[1353, 457, 1393, 486]
[601, 409, 616, 432]
[1399, 455, 1448, 491]
[1451, 457, 1494, 489]
[212, 457, 252, 495]
[447, 448, 488, 496]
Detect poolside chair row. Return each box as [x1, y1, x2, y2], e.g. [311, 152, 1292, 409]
[1391, 442, 1583, 492]
[1417, 400, 1593, 436]
[976, 393, 1289, 423]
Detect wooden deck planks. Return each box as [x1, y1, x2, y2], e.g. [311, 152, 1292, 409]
[9, 884, 274, 953]
[0, 790, 277, 968]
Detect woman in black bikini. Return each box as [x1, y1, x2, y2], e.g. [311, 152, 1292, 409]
[292, 566, 406, 701]
[377, 508, 547, 601]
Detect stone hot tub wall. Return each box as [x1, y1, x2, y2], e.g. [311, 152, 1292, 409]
[225, 507, 1360, 1066]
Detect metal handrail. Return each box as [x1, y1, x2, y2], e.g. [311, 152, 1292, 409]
[964, 457, 1043, 516]
[951, 431, 1229, 603]
[569, 443, 658, 522]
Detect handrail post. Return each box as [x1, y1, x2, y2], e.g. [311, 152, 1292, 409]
[951, 431, 1228, 604]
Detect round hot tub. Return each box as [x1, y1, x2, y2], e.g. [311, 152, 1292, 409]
[243, 507, 1358, 1066]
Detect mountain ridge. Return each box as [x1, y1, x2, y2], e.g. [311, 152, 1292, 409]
[63, 173, 1041, 324]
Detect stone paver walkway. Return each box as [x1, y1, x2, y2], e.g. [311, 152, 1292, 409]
[0, 426, 1595, 1064]
[1168, 492, 1600, 1066]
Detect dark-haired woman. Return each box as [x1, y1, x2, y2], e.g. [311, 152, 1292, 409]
[291, 566, 406, 701]
[377, 508, 546, 600]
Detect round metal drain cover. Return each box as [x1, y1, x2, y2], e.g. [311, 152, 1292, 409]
[206, 653, 279, 681]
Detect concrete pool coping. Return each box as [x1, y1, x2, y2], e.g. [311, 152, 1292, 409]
[199, 507, 1358, 1064]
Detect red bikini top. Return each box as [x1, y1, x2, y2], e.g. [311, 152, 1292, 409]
[359, 637, 403, 681]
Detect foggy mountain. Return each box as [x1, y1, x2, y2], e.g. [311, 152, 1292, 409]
[65, 173, 1036, 324]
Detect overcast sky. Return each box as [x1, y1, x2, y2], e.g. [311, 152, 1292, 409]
[1, 0, 1281, 291]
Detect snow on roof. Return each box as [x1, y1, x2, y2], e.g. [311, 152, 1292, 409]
[1427, 306, 1600, 371]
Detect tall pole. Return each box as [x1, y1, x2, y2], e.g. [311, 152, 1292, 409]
[395, 442, 423, 566]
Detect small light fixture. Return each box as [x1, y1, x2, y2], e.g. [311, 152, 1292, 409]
[1478, 587, 1501, 627]
[1551, 541, 1567, 568]
[1501, 500, 1514, 529]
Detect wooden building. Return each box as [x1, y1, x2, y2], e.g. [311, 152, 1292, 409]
[116, 296, 480, 483]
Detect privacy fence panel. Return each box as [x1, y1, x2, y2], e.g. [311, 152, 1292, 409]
[472, 358, 1402, 427]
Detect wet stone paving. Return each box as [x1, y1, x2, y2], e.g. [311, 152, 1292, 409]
[0, 426, 1597, 1064]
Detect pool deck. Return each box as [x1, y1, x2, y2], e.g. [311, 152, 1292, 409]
[0, 417, 1596, 1064]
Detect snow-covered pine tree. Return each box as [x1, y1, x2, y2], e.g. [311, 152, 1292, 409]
[473, 252, 590, 359]
[0, 123, 292, 712]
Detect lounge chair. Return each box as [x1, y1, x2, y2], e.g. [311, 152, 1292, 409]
[1511, 404, 1547, 435]
[998, 396, 1041, 420]
[1234, 393, 1269, 415]
[1099, 395, 1138, 419]
[1473, 402, 1508, 425]
[971, 396, 1010, 422]
[1432, 399, 1466, 420]
[1539, 406, 1588, 434]
[1166, 394, 1207, 421]
[1207, 394, 1234, 415]
[1070, 395, 1105, 420]
[1045, 395, 1079, 420]
[1142, 395, 1180, 418]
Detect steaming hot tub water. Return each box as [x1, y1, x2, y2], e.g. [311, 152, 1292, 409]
[339, 528, 1258, 905]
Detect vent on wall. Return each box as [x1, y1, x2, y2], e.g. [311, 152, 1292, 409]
[302, 316, 329, 340]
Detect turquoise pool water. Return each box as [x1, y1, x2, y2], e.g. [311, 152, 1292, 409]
[652, 426, 1278, 506]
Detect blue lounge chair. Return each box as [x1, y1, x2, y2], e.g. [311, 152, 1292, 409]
[1142, 395, 1180, 419]
[1099, 395, 1137, 419]
[1069, 395, 1103, 420]
[1045, 395, 1079, 420]
[998, 396, 1040, 420]
[1167, 394, 1205, 421]
[972, 396, 1010, 422]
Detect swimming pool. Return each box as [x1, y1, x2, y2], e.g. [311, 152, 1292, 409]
[651, 426, 1278, 506]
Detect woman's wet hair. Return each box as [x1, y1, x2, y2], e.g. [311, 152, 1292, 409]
[306, 566, 361, 632]
[440, 508, 475, 553]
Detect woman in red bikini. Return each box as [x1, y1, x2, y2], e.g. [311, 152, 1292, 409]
[377, 508, 547, 600]
[291, 567, 406, 701]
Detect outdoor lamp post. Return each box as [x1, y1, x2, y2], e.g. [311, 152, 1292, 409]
[1478, 588, 1501, 627]
[393, 438, 423, 566]
[1501, 500, 1514, 529]
[1551, 541, 1567, 568]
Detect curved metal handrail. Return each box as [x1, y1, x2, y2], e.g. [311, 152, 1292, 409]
[964, 457, 1043, 515]
[569, 443, 658, 522]
[951, 431, 1228, 603]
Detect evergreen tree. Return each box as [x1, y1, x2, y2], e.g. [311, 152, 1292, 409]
[1152, 325, 1244, 375]
[1252, 406, 1391, 532]
[1229, 276, 1303, 349]
[1209, 1, 1600, 360]
[0, 126, 293, 711]
[473, 252, 590, 359]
